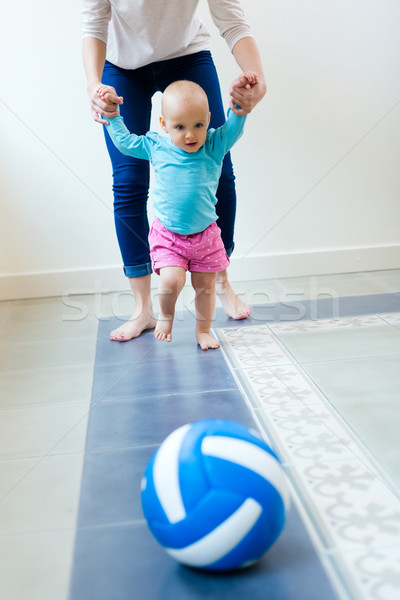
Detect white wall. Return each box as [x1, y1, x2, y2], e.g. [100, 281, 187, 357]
[1, 0, 399, 300]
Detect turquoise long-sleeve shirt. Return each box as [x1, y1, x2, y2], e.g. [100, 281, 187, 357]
[105, 110, 246, 235]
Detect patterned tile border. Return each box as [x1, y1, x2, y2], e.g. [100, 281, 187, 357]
[214, 316, 400, 600]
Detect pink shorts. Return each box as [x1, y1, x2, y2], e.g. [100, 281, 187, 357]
[149, 218, 230, 275]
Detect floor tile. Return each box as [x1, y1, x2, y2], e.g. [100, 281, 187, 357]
[310, 293, 400, 319]
[85, 390, 255, 452]
[232, 278, 285, 305]
[303, 356, 400, 486]
[0, 337, 96, 371]
[254, 402, 360, 466]
[4, 297, 89, 324]
[77, 446, 156, 528]
[70, 516, 337, 600]
[0, 315, 98, 343]
[0, 453, 85, 534]
[364, 269, 400, 293]
[0, 456, 38, 498]
[52, 413, 90, 455]
[0, 300, 12, 322]
[0, 403, 89, 459]
[238, 292, 400, 325]
[275, 325, 400, 363]
[234, 364, 324, 409]
[91, 352, 240, 402]
[380, 311, 400, 330]
[94, 327, 201, 367]
[245, 301, 314, 324]
[287, 457, 400, 551]
[276, 272, 380, 299]
[0, 364, 94, 409]
[218, 325, 295, 367]
[330, 543, 400, 600]
[269, 314, 386, 334]
[0, 529, 75, 600]
[97, 322, 295, 369]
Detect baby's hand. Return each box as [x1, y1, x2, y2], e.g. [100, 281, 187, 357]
[230, 71, 261, 115]
[96, 84, 123, 106]
[239, 71, 259, 90]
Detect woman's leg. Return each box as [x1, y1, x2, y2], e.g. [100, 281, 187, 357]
[191, 271, 220, 350]
[155, 267, 187, 342]
[102, 62, 156, 340]
[157, 51, 251, 319]
[111, 275, 155, 341]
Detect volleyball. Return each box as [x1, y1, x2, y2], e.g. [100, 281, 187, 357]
[141, 419, 289, 571]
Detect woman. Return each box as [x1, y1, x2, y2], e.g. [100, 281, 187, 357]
[82, 0, 266, 341]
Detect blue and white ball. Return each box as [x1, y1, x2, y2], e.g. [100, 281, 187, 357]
[141, 419, 289, 571]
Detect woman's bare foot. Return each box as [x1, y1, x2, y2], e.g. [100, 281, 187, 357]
[154, 316, 173, 342]
[216, 272, 251, 320]
[110, 308, 156, 342]
[196, 332, 220, 351]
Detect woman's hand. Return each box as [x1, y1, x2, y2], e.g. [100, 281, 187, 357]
[229, 71, 266, 116]
[88, 83, 123, 125]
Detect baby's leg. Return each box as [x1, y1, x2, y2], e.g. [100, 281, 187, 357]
[155, 266, 186, 342]
[191, 272, 219, 350]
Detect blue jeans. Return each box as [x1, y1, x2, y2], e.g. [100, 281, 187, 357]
[102, 51, 237, 278]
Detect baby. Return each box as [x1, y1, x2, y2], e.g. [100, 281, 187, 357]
[98, 74, 257, 350]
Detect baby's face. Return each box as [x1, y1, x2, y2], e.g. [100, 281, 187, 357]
[160, 98, 211, 153]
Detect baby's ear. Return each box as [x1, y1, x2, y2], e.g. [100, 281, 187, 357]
[208, 111, 211, 125]
[159, 115, 168, 132]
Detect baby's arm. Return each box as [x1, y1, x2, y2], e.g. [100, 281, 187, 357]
[211, 109, 247, 157]
[97, 85, 154, 160]
[210, 74, 260, 154]
[209, 73, 258, 152]
[105, 114, 154, 161]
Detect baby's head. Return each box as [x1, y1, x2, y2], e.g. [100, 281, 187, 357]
[160, 80, 211, 153]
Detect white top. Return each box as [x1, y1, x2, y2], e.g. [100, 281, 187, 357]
[82, 0, 253, 70]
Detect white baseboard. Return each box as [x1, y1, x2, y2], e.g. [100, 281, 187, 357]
[228, 244, 400, 282]
[1, 244, 399, 301]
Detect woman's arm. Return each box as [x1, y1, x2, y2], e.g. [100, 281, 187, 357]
[206, 1, 266, 115]
[230, 36, 267, 115]
[82, 37, 122, 124]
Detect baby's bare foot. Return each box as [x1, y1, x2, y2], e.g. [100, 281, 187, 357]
[196, 332, 220, 351]
[154, 317, 173, 343]
[110, 309, 156, 342]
